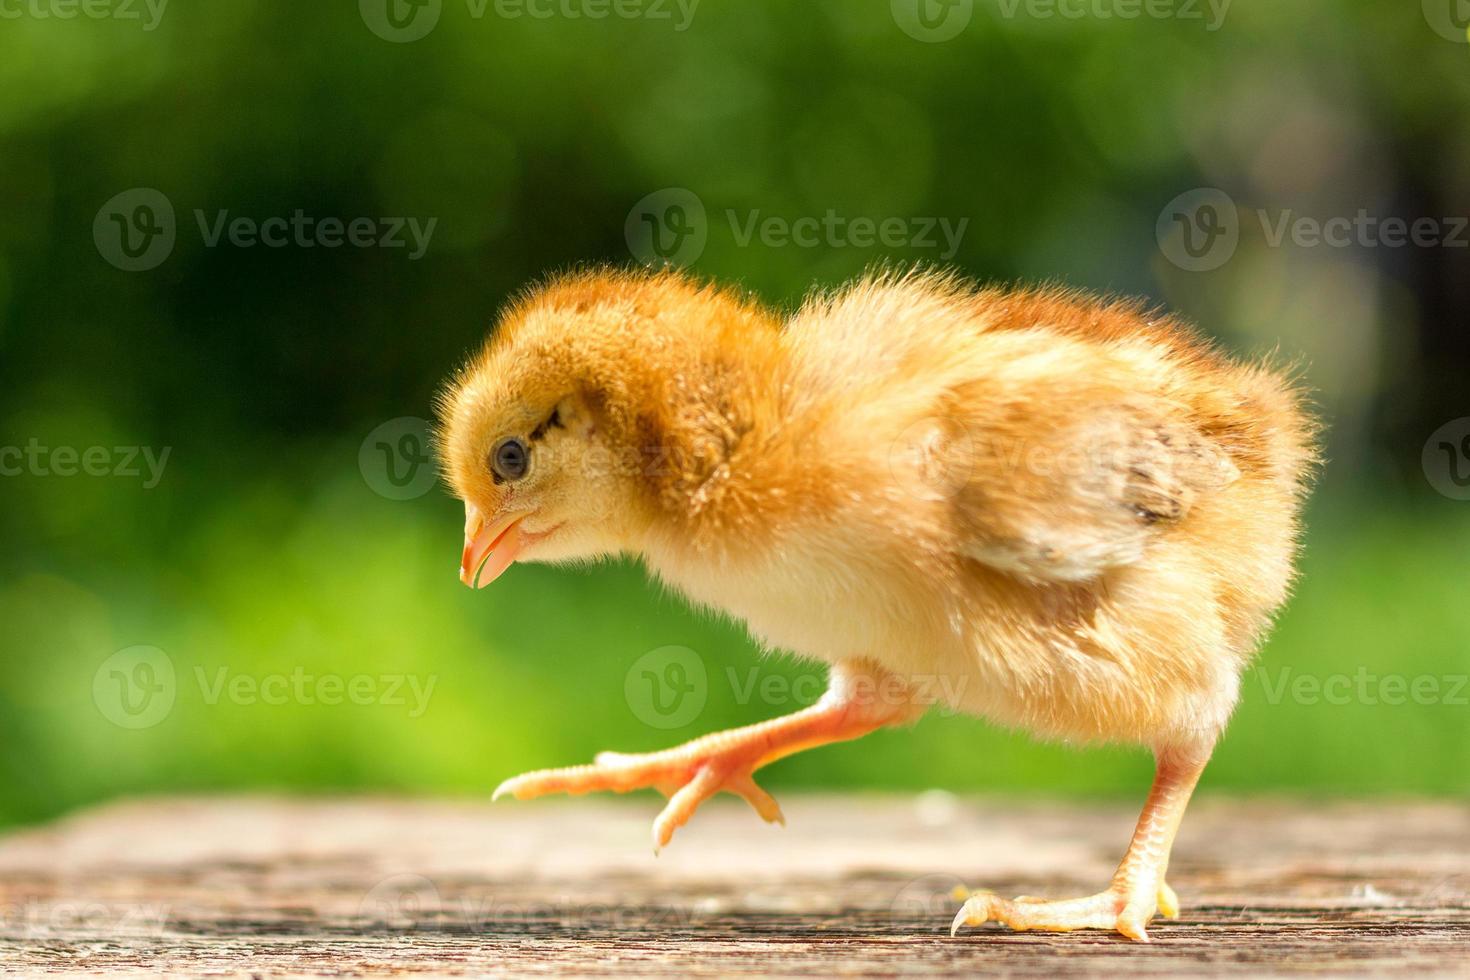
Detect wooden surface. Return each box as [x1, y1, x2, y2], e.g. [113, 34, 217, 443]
[0, 795, 1464, 978]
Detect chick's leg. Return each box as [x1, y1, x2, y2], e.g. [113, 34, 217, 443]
[952, 746, 1209, 942]
[494, 659, 923, 850]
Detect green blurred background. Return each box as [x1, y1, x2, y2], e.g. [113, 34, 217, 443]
[0, 1, 1466, 829]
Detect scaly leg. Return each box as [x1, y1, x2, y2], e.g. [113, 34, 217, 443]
[493, 659, 925, 851]
[951, 745, 1210, 942]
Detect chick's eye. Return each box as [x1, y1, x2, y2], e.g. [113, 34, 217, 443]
[490, 437, 529, 482]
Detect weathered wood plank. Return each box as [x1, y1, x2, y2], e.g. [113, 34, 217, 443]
[0, 795, 1464, 977]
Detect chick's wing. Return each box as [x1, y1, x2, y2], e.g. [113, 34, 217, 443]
[937, 389, 1240, 583]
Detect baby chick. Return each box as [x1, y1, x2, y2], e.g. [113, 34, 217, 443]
[436, 267, 1315, 941]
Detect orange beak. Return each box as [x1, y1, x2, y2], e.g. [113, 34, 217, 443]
[459, 504, 532, 589]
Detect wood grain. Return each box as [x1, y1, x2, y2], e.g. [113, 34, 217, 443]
[0, 795, 1464, 977]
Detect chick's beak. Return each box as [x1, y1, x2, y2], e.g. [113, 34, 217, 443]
[459, 503, 532, 589]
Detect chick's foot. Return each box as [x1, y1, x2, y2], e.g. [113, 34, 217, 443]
[949, 879, 1180, 942]
[493, 663, 919, 851]
[951, 748, 1208, 943]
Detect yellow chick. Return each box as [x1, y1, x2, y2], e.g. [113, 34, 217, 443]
[436, 267, 1316, 941]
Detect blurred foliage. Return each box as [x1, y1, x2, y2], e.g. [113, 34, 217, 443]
[0, 1, 1467, 827]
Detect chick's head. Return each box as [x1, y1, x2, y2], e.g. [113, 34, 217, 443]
[435, 272, 702, 587]
[435, 348, 635, 592]
[437, 269, 783, 588]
